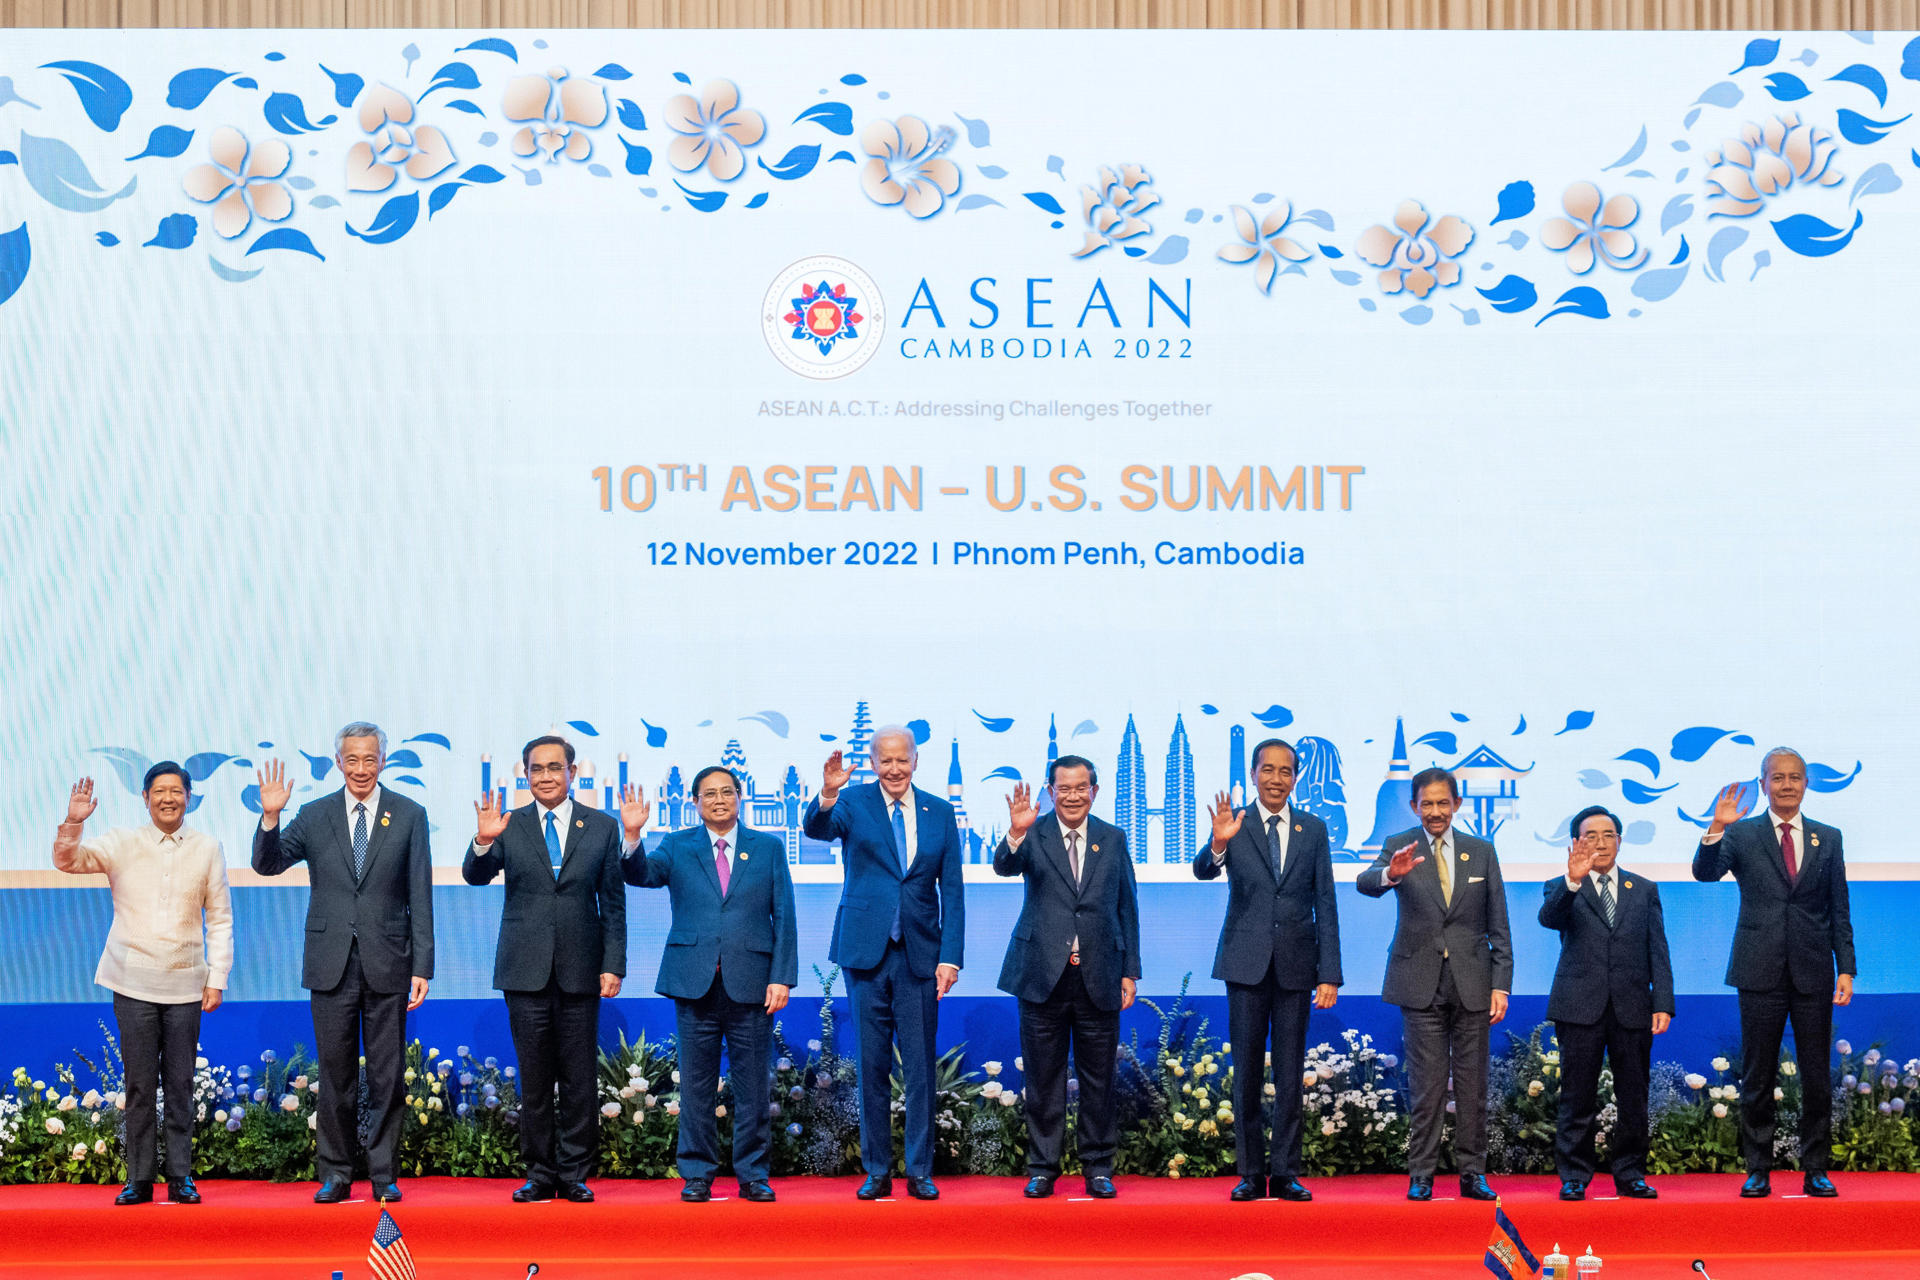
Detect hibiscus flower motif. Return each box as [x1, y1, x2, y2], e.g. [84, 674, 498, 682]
[1217, 202, 1313, 293]
[1355, 200, 1473, 297]
[503, 66, 608, 164]
[860, 115, 961, 219]
[182, 126, 294, 240]
[345, 84, 456, 192]
[1540, 183, 1647, 274]
[1074, 164, 1158, 258]
[1704, 113, 1842, 218]
[664, 79, 766, 181]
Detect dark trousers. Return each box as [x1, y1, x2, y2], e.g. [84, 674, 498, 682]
[112, 993, 201, 1182]
[1018, 962, 1120, 1177]
[1554, 1003, 1652, 1185]
[1738, 983, 1834, 1172]
[1226, 970, 1311, 1179]
[1402, 960, 1489, 1176]
[506, 976, 602, 1186]
[310, 941, 408, 1182]
[674, 970, 773, 1184]
[844, 941, 938, 1177]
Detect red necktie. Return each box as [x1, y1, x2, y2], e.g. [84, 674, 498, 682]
[1779, 821, 1797, 882]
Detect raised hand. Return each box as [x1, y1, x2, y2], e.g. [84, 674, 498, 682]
[474, 790, 511, 843]
[1005, 782, 1038, 838]
[1567, 838, 1596, 884]
[65, 777, 98, 826]
[1385, 841, 1427, 882]
[256, 760, 292, 818]
[619, 784, 651, 840]
[1207, 791, 1243, 850]
[1707, 782, 1747, 834]
[821, 750, 853, 798]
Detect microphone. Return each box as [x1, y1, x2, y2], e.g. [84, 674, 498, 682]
[525, 1267, 540, 1279]
[1692, 1261, 1712, 1280]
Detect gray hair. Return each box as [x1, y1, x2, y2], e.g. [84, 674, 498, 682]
[335, 721, 389, 758]
[870, 724, 918, 756]
[1760, 745, 1805, 778]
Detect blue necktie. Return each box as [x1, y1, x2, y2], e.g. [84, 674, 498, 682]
[545, 811, 563, 876]
[352, 803, 369, 880]
[888, 800, 907, 942]
[1267, 814, 1283, 879]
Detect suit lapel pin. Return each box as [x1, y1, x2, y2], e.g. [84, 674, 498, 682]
[575, 819, 584, 828]
[1624, 880, 1633, 889]
[741, 852, 750, 861]
[1460, 852, 1469, 862]
[1294, 824, 1303, 832]
[379, 813, 390, 827]
[1811, 834, 1820, 847]
[1091, 844, 1099, 853]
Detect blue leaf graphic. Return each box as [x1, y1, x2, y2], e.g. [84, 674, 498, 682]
[427, 182, 464, 217]
[618, 137, 653, 175]
[445, 99, 484, 116]
[1400, 304, 1432, 325]
[241, 784, 263, 814]
[758, 144, 820, 180]
[978, 164, 1006, 178]
[982, 766, 1023, 782]
[263, 91, 336, 134]
[461, 164, 504, 184]
[793, 102, 854, 135]
[593, 63, 633, 81]
[168, 67, 232, 109]
[41, 61, 133, 131]
[1535, 286, 1610, 326]
[1412, 731, 1457, 755]
[1670, 726, 1736, 762]
[1616, 820, 1653, 845]
[616, 98, 646, 130]
[347, 192, 419, 244]
[1837, 109, 1911, 145]
[1850, 162, 1903, 204]
[384, 749, 424, 770]
[954, 194, 1003, 211]
[1630, 262, 1688, 302]
[1602, 126, 1648, 171]
[245, 227, 323, 260]
[1071, 720, 1098, 737]
[1513, 715, 1527, 734]
[1621, 778, 1679, 805]
[1703, 224, 1748, 281]
[1490, 180, 1534, 225]
[1659, 192, 1693, 233]
[1731, 37, 1781, 74]
[404, 734, 451, 749]
[1576, 769, 1612, 790]
[1476, 274, 1537, 313]
[1905, 36, 1920, 81]
[1771, 209, 1863, 257]
[1615, 748, 1661, 777]
[95, 231, 118, 246]
[422, 62, 479, 100]
[182, 752, 234, 781]
[739, 711, 791, 738]
[298, 750, 332, 780]
[1762, 72, 1811, 101]
[457, 38, 517, 60]
[1046, 155, 1065, 179]
[0, 152, 14, 167]
[672, 72, 691, 85]
[954, 113, 990, 147]
[829, 151, 852, 163]
[1806, 760, 1862, 792]
[973, 710, 1015, 733]
[1251, 705, 1294, 730]
[286, 175, 314, 190]
[1318, 243, 1343, 258]
[126, 125, 194, 161]
[1670, 234, 1691, 265]
[232, 77, 257, 90]
[1731, 735, 1754, 745]
[92, 747, 155, 794]
[1145, 235, 1189, 264]
[309, 195, 339, 209]
[391, 775, 424, 787]
[1358, 298, 1376, 312]
[841, 74, 867, 85]
[1829, 62, 1889, 107]
[403, 42, 421, 71]
[1328, 269, 1359, 285]
[1199, 704, 1219, 715]
[1449, 712, 1470, 723]
[1555, 710, 1596, 736]
[142, 213, 196, 249]
[1022, 191, 1065, 215]
[673, 180, 726, 211]
[0, 223, 30, 309]
[642, 720, 668, 748]
[18, 133, 138, 212]
[318, 65, 363, 109]
[1694, 81, 1743, 109]
[207, 255, 261, 282]
[819, 733, 836, 741]
[560, 720, 600, 737]
[1252, 193, 1274, 204]
[906, 719, 931, 745]
[745, 191, 768, 209]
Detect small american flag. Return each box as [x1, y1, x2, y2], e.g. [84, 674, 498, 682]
[368, 1208, 417, 1280]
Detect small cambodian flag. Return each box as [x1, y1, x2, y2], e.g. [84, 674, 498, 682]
[368, 1208, 417, 1280]
[1484, 1203, 1541, 1280]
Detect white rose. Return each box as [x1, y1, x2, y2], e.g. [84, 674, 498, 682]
[998, 1093, 1016, 1108]
[632, 1111, 646, 1126]
[671, 1070, 681, 1085]
[981, 1082, 1002, 1099]
[1684, 1073, 1707, 1090]
[71, 1142, 87, 1160]
[1836, 1040, 1852, 1055]
[81, 1090, 103, 1109]
[45, 1117, 65, 1134]
[1712, 1103, 1729, 1118]
[280, 1095, 299, 1113]
[627, 1063, 643, 1079]
[983, 1061, 1002, 1077]
[1780, 1062, 1798, 1077]
[215, 1109, 228, 1122]
[666, 1101, 681, 1116]
[1014, 1057, 1024, 1072]
[1711, 1056, 1731, 1072]
[57, 1096, 77, 1112]
[1321, 1120, 1336, 1136]
[1263, 1083, 1277, 1098]
[307, 1114, 318, 1130]
[195, 1057, 209, 1070]
[1527, 1080, 1544, 1097]
[292, 1075, 309, 1091]
[94, 1139, 107, 1154]
[1774, 1088, 1785, 1101]
[601, 1102, 622, 1118]
[1864, 1049, 1882, 1066]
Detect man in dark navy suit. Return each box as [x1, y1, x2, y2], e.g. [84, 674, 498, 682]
[625, 764, 797, 1203]
[465, 734, 630, 1203]
[995, 755, 1139, 1200]
[803, 727, 964, 1200]
[1540, 804, 1673, 1202]
[253, 722, 433, 1204]
[1194, 737, 1342, 1203]
[1693, 747, 1855, 1199]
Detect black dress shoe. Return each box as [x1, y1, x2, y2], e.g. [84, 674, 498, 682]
[372, 1180, 402, 1202]
[1407, 1175, 1433, 1201]
[561, 1181, 594, 1203]
[1804, 1172, 1838, 1198]
[313, 1179, 352, 1204]
[1231, 1176, 1265, 1201]
[114, 1180, 152, 1206]
[855, 1174, 892, 1200]
[681, 1179, 712, 1202]
[1272, 1177, 1312, 1202]
[907, 1175, 939, 1200]
[1559, 1179, 1586, 1201]
[1740, 1171, 1771, 1198]
[1084, 1174, 1116, 1199]
[1460, 1173, 1496, 1201]
[513, 1180, 555, 1202]
[1616, 1178, 1658, 1199]
[1024, 1174, 1055, 1198]
[166, 1176, 201, 1204]
[739, 1180, 776, 1202]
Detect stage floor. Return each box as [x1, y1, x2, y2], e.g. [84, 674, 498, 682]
[3, 1173, 1916, 1279]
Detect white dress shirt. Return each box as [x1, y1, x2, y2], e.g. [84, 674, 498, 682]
[54, 822, 234, 1003]
[344, 785, 384, 844]
[707, 822, 739, 881]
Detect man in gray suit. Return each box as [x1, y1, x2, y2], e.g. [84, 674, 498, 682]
[1357, 766, 1511, 1202]
[253, 722, 433, 1204]
[466, 734, 632, 1203]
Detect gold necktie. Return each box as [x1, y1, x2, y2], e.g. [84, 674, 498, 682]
[1436, 836, 1452, 906]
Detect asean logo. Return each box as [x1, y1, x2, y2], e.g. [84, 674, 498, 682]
[762, 256, 885, 379]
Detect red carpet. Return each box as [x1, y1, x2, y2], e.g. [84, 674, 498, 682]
[3, 1174, 1916, 1279]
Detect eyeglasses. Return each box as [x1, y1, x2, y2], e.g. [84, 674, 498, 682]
[1052, 785, 1093, 798]
[527, 762, 571, 776]
[1580, 832, 1622, 844]
[698, 789, 738, 801]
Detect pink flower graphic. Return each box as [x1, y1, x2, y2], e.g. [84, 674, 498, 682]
[1540, 183, 1647, 273]
[1217, 202, 1312, 293]
[503, 67, 608, 164]
[345, 84, 456, 192]
[664, 79, 766, 181]
[860, 115, 960, 219]
[182, 126, 294, 240]
[1704, 113, 1842, 218]
[1354, 200, 1474, 298]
